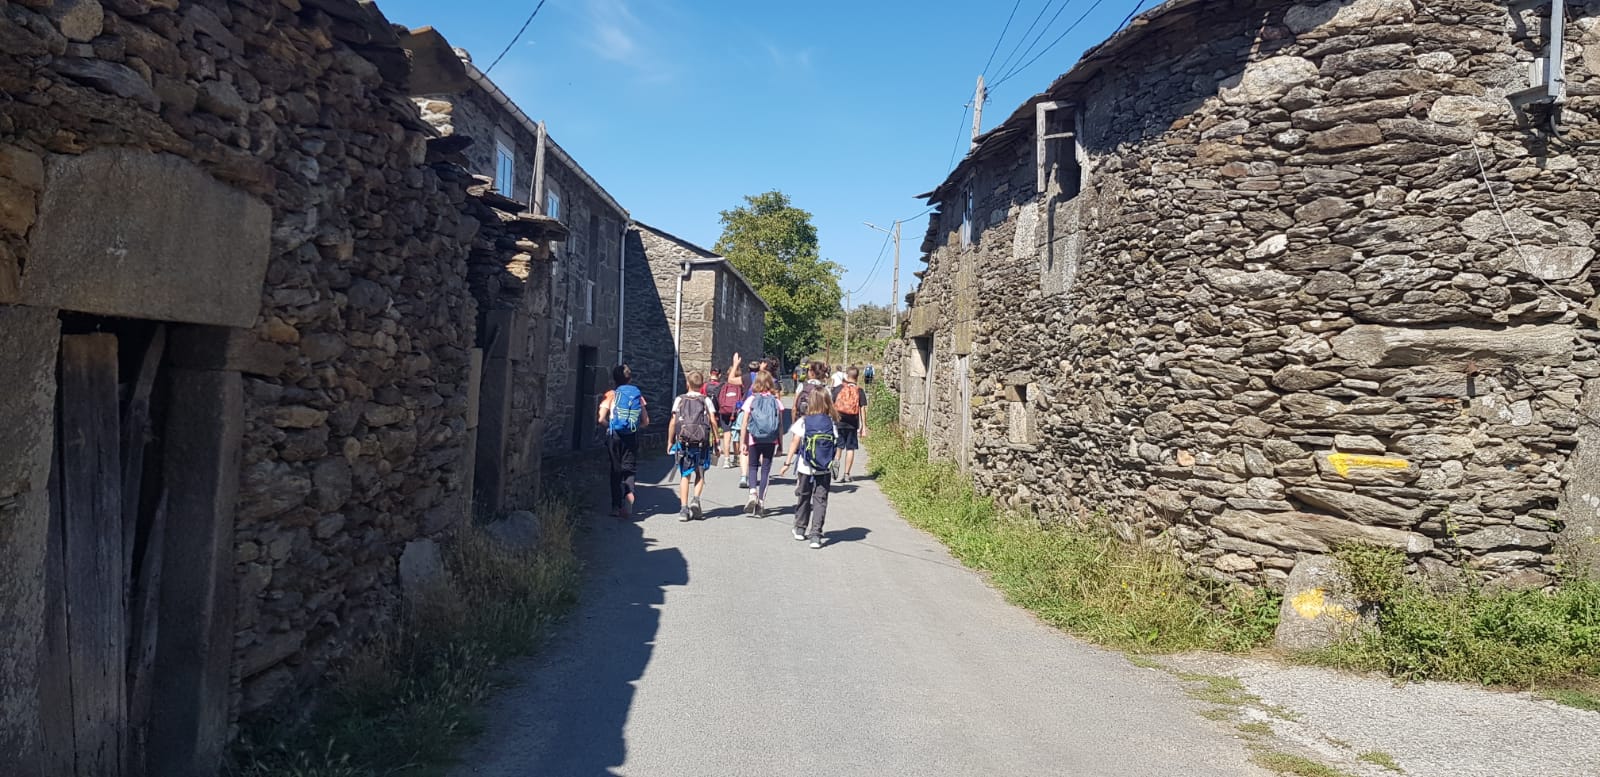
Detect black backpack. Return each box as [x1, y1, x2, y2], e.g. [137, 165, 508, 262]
[675, 394, 712, 447]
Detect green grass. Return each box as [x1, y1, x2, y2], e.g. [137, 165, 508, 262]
[229, 491, 583, 777]
[1357, 750, 1404, 773]
[1252, 750, 1355, 777]
[1301, 546, 1600, 689]
[1540, 687, 1600, 711]
[864, 414, 1279, 654]
[1237, 721, 1274, 739]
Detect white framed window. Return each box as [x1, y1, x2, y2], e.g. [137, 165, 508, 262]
[584, 280, 595, 324]
[545, 187, 562, 221]
[960, 185, 974, 249]
[495, 139, 515, 198]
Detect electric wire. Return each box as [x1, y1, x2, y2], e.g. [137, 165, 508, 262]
[993, 0, 1078, 87]
[991, 0, 1112, 90]
[990, 0, 1067, 87]
[484, 0, 551, 75]
[981, 0, 1029, 79]
[946, 101, 974, 171]
[1117, 0, 1152, 29]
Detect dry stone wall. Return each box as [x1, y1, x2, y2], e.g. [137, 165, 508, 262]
[0, 0, 479, 726]
[903, 0, 1600, 590]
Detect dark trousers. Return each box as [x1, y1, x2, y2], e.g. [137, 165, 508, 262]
[607, 432, 638, 509]
[794, 472, 831, 540]
[746, 442, 777, 499]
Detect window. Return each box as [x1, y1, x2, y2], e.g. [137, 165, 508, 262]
[720, 272, 730, 319]
[960, 185, 974, 248]
[495, 139, 515, 198]
[545, 187, 561, 221]
[583, 280, 595, 325]
[1035, 101, 1082, 199]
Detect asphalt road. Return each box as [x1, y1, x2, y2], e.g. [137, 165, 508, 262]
[452, 452, 1268, 777]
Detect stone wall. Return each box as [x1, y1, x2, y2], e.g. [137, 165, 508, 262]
[900, 0, 1600, 590]
[416, 75, 627, 459]
[622, 228, 677, 415]
[0, 0, 481, 770]
[625, 223, 768, 413]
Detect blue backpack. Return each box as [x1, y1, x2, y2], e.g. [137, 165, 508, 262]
[800, 414, 837, 472]
[748, 393, 782, 443]
[609, 384, 643, 434]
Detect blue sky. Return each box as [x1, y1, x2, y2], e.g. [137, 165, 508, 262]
[380, 0, 1144, 309]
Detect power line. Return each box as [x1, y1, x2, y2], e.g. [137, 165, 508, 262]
[945, 101, 973, 171]
[1117, 0, 1152, 29]
[849, 230, 894, 296]
[980, 0, 1028, 79]
[990, 0, 1066, 87]
[993, 0, 1076, 87]
[484, 0, 551, 75]
[991, 0, 1111, 90]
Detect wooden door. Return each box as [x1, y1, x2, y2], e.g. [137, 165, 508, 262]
[41, 333, 127, 777]
[40, 327, 167, 777]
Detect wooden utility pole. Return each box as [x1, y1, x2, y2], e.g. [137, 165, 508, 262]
[971, 75, 986, 149]
[890, 220, 901, 330]
[843, 290, 851, 367]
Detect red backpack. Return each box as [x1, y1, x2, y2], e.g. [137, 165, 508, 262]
[835, 383, 862, 415]
[717, 381, 744, 416]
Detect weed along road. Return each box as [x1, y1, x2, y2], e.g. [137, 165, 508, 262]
[452, 453, 1270, 777]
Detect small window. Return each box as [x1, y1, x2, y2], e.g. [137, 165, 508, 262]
[495, 139, 516, 198]
[546, 187, 561, 221]
[960, 186, 974, 248]
[584, 280, 595, 324]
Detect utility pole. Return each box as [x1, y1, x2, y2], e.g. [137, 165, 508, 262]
[971, 75, 986, 149]
[864, 220, 905, 330]
[843, 290, 851, 367]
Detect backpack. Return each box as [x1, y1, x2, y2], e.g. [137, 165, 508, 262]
[675, 394, 712, 447]
[800, 414, 837, 473]
[747, 394, 782, 443]
[717, 381, 745, 416]
[609, 384, 643, 434]
[796, 381, 821, 416]
[835, 383, 862, 416]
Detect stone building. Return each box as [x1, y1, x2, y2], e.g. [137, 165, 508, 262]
[893, 0, 1600, 590]
[415, 53, 630, 462]
[624, 222, 768, 414]
[0, 2, 568, 775]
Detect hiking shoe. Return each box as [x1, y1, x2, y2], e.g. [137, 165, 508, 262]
[739, 477, 749, 490]
[679, 507, 691, 522]
[691, 500, 703, 520]
[745, 495, 760, 515]
[793, 529, 806, 541]
[809, 538, 823, 549]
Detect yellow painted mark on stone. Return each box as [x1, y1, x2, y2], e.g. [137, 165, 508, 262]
[1327, 452, 1409, 478]
[1291, 588, 1357, 623]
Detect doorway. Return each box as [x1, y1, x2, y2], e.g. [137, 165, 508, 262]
[40, 318, 168, 777]
[572, 346, 598, 451]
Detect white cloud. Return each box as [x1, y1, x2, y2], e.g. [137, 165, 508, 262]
[583, 0, 673, 83]
[764, 42, 816, 73]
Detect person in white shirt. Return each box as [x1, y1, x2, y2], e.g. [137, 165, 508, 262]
[830, 368, 845, 388]
[779, 388, 840, 549]
[667, 371, 720, 521]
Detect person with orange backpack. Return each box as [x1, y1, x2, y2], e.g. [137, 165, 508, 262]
[830, 366, 869, 482]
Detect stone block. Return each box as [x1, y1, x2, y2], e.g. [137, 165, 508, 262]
[1289, 486, 1420, 527]
[0, 305, 57, 769]
[1330, 324, 1574, 368]
[1212, 510, 1432, 554]
[1275, 555, 1367, 651]
[13, 150, 270, 327]
[484, 510, 541, 552]
[399, 539, 448, 604]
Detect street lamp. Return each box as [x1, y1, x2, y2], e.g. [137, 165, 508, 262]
[863, 220, 902, 330]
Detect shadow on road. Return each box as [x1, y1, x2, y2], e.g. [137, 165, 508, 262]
[513, 456, 688, 777]
[824, 526, 872, 544]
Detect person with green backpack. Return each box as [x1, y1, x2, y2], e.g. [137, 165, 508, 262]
[737, 370, 784, 517]
[779, 387, 839, 549]
[597, 364, 649, 520]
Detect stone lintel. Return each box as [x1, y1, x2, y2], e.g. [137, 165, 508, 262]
[15, 150, 270, 328]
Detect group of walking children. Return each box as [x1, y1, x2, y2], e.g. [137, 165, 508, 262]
[599, 354, 869, 550]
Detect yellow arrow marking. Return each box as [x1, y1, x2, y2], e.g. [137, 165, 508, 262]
[1291, 588, 1357, 624]
[1327, 452, 1409, 478]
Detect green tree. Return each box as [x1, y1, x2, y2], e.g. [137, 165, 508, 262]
[715, 191, 842, 365]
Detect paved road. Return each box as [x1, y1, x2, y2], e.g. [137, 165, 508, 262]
[453, 452, 1268, 777]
